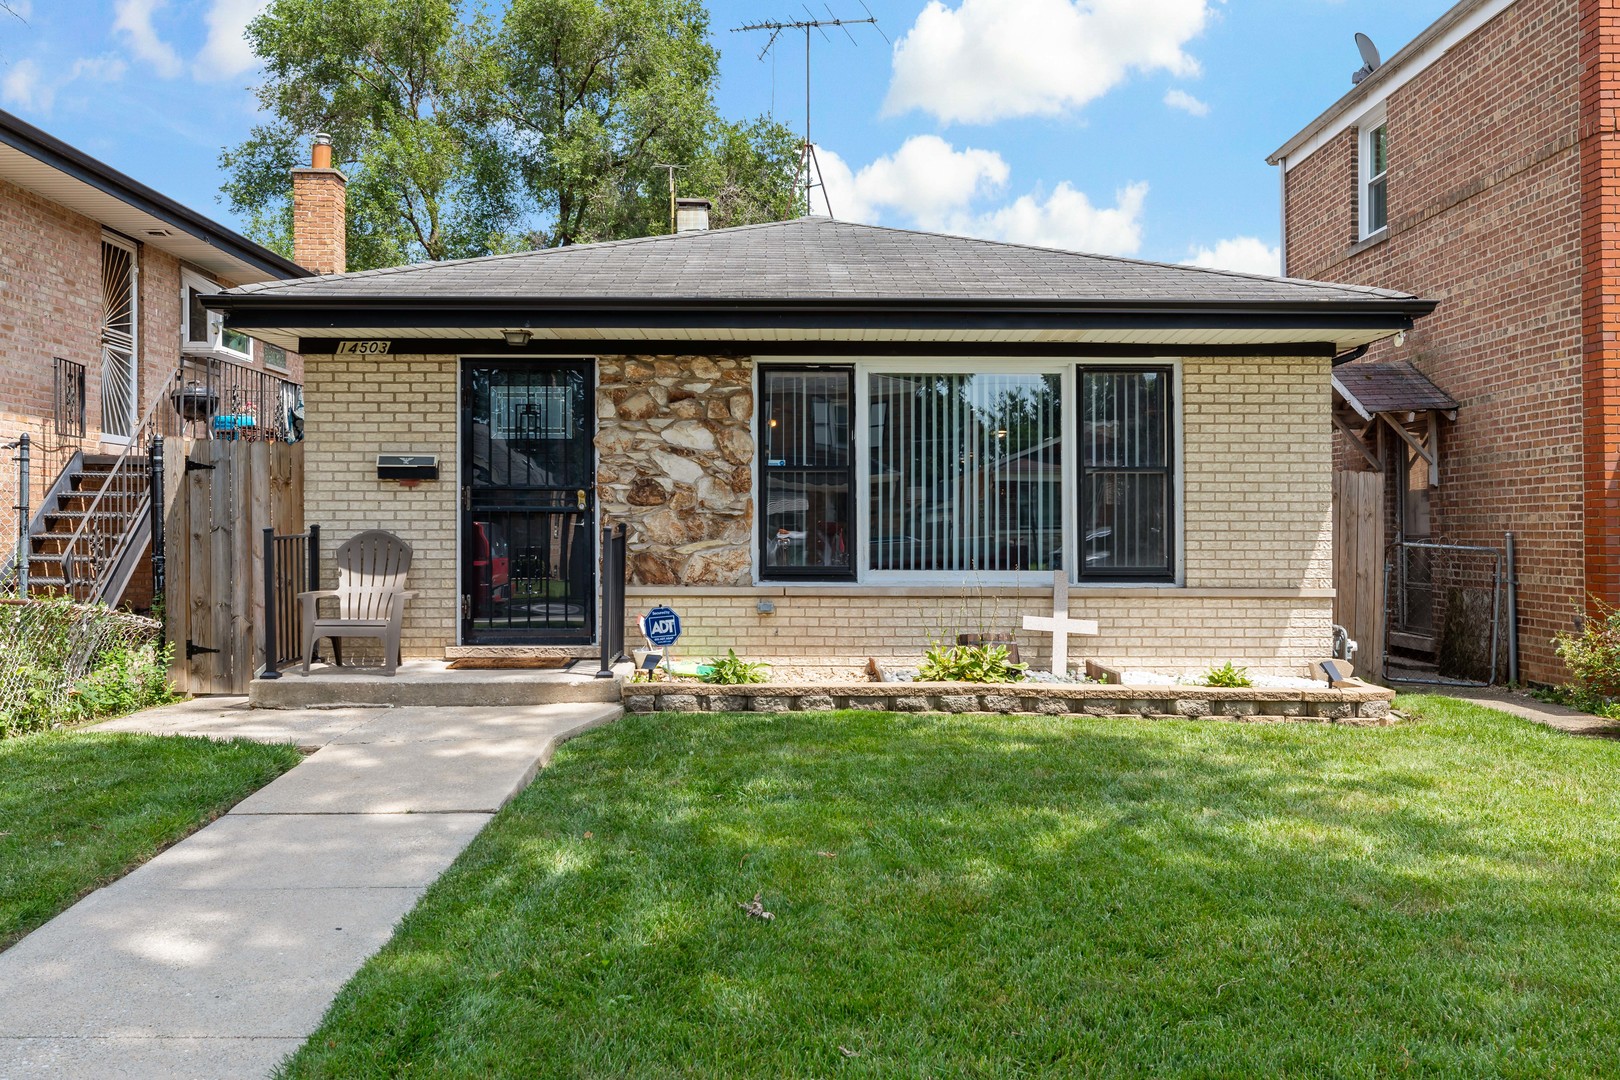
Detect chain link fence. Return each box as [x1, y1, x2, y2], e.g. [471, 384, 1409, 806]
[1386, 539, 1505, 685]
[0, 597, 165, 737]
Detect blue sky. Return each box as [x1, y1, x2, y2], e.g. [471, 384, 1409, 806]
[2, 0, 1453, 274]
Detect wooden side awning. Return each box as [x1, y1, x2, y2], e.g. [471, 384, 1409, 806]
[1331, 361, 1458, 483]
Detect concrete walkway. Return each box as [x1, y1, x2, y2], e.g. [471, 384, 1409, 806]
[0, 697, 620, 1080]
[1429, 686, 1620, 738]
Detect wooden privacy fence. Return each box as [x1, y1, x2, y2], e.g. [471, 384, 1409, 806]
[164, 440, 303, 694]
[1332, 470, 1385, 679]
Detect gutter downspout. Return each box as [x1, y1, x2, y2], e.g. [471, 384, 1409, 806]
[1332, 344, 1371, 367]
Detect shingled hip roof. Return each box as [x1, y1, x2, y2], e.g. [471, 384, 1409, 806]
[208, 217, 1436, 354]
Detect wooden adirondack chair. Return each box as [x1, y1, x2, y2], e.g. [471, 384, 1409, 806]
[299, 530, 414, 676]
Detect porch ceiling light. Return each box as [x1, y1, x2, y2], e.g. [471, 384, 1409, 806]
[502, 329, 533, 347]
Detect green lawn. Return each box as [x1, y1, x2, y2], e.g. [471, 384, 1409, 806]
[281, 697, 1620, 1078]
[0, 731, 302, 950]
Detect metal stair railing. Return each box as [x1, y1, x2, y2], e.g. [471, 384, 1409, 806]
[52, 375, 178, 603]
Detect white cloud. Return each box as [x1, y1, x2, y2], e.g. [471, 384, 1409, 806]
[1163, 88, 1209, 116]
[1184, 236, 1283, 277]
[817, 135, 1009, 226]
[1, 54, 125, 112]
[818, 136, 1147, 257]
[194, 0, 269, 82]
[114, 0, 182, 78]
[1, 59, 44, 109]
[963, 181, 1148, 255]
[886, 0, 1212, 124]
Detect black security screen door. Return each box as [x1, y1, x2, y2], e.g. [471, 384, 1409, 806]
[462, 360, 595, 644]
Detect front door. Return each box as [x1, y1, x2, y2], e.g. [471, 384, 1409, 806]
[461, 360, 595, 644]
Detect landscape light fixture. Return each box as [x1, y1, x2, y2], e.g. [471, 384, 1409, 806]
[502, 329, 532, 347]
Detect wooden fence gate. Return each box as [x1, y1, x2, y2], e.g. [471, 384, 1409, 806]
[1332, 470, 1385, 679]
[165, 440, 303, 694]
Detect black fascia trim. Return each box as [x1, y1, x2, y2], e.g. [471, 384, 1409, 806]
[296, 338, 1343, 358]
[214, 298, 1432, 333]
[0, 108, 310, 281]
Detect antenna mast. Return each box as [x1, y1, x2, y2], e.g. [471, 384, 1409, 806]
[732, 6, 887, 218]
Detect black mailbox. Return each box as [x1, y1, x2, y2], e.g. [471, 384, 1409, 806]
[377, 454, 439, 481]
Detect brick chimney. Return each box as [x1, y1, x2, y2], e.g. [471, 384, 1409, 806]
[291, 133, 346, 275]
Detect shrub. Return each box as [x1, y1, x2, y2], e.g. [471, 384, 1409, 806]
[0, 600, 179, 738]
[919, 643, 1027, 683]
[1202, 662, 1253, 688]
[700, 649, 769, 685]
[1551, 602, 1620, 714]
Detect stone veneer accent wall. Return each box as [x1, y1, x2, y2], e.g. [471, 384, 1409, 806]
[595, 355, 755, 586]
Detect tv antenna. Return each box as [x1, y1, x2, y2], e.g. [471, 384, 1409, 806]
[1351, 33, 1381, 85]
[732, 4, 888, 218]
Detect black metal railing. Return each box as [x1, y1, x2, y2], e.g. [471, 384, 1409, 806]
[597, 523, 627, 677]
[54, 358, 86, 439]
[260, 524, 320, 679]
[171, 354, 302, 443]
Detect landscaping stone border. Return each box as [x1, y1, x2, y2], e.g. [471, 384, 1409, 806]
[623, 680, 1397, 724]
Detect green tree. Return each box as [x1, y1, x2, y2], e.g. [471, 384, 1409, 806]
[221, 0, 519, 270]
[479, 0, 798, 247]
[223, 0, 801, 269]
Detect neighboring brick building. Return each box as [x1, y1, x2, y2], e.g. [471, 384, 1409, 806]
[1270, 0, 1604, 684]
[0, 108, 309, 606]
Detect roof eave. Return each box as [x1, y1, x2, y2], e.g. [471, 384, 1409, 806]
[1267, 0, 1504, 165]
[0, 107, 311, 281]
[208, 295, 1438, 332]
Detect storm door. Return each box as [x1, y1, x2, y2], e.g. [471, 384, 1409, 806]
[461, 360, 595, 644]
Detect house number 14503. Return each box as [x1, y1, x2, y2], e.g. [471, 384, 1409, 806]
[335, 340, 392, 355]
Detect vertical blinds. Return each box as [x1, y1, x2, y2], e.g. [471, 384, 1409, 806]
[868, 373, 1062, 572]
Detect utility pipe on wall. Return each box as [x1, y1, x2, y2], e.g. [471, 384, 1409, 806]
[1505, 532, 1519, 685]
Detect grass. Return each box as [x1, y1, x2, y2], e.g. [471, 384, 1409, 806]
[0, 730, 302, 950]
[281, 696, 1620, 1078]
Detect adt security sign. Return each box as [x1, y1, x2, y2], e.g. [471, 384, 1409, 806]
[644, 606, 682, 648]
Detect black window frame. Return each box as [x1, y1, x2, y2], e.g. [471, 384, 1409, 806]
[1077, 364, 1176, 583]
[758, 364, 857, 581]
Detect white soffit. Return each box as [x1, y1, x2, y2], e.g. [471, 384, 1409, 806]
[0, 143, 280, 283]
[1272, 0, 1518, 172]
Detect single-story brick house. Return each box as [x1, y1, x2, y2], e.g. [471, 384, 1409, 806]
[209, 165, 1434, 674]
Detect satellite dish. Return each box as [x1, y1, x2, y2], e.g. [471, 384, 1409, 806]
[1352, 32, 1381, 85]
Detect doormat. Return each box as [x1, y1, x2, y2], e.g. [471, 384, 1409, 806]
[446, 657, 573, 670]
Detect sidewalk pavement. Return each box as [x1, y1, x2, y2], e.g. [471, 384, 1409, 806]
[1430, 686, 1620, 739]
[0, 698, 620, 1080]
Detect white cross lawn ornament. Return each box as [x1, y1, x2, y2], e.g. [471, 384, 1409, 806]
[1022, 570, 1099, 676]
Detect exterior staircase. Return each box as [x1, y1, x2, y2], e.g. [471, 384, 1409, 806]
[7, 450, 152, 606]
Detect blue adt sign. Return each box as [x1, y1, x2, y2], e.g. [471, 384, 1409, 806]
[644, 606, 682, 648]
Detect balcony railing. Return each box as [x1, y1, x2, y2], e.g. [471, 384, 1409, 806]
[170, 353, 303, 444]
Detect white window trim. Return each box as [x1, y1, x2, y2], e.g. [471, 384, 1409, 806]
[181, 268, 253, 362]
[1358, 104, 1389, 241]
[752, 356, 1185, 589]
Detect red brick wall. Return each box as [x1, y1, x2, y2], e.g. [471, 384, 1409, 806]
[1581, 0, 1620, 625]
[1, 174, 304, 597]
[1284, 0, 1585, 683]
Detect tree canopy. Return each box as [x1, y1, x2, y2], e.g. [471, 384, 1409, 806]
[222, 0, 801, 270]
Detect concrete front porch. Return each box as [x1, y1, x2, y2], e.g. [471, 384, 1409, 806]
[248, 659, 627, 709]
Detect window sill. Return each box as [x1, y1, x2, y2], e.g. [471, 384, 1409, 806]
[628, 584, 1335, 600]
[1348, 228, 1389, 257]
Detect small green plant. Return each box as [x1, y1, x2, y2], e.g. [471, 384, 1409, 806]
[919, 643, 1027, 683]
[1547, 602, 1620, 717]
[1202, 662, 1253, 688]
[700, 649, 769, 685]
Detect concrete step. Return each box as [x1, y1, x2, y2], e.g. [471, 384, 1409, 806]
[249, 659, 624, 709]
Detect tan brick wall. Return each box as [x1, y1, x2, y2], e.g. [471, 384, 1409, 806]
[299, 352, 1333, 673]
[624, 588, 1332, 676]
[1282, 0, 1583, 681]
[302, 353, 457, 657]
